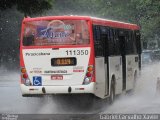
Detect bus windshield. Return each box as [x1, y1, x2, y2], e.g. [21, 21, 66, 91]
[23, 20, 90, 46]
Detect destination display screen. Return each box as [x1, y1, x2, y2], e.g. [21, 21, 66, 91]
[51, 57, 77, 66]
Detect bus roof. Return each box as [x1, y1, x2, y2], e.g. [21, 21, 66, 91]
[23, 15, 140, 30]
[91, 17, 140, 30]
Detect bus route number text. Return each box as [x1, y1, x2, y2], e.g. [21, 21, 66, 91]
[66, 50, 89, 56]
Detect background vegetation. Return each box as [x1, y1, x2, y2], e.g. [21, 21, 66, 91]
[0, 0, 160, 69]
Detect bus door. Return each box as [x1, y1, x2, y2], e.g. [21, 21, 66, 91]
[101, 27, 109, 96]
[93, 25, 108, 98]
[119, 30, 126, 91]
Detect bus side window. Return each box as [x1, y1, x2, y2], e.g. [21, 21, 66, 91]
[125, 30, 137, 55]
[113, 29, 121, 55]
[100, 26, 108, 57]
[108, 28, 115, 55]
[131, 30, 137, 54]
[93, 25, 100, 41]
[135, 31, 141, 54]
[93, 25, 103, 57]
[118, 29, 126, 55]
[125, 31, 130, 54]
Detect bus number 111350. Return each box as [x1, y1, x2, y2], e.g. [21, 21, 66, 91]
[66, 50, 89, 56]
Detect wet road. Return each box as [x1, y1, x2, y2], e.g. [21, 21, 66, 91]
[0, 63, 160, 119]
[0, 71, 103, 114]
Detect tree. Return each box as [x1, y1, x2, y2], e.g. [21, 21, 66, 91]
[48, 0, 160, 48]
[0, 0, 54, 68]
[0, 0, 54, 16]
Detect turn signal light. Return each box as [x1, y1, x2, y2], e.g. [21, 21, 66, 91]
[21, 68, 26, 73]
[88, 66, 93, 72]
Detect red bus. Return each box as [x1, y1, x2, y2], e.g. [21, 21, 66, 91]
[20, 16, 141, 102]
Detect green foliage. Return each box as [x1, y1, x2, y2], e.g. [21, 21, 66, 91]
[0, 0, 160, 68]
[0, 0, 160, 47]
[16, 0, 54, 16]
[0, 0, 54, 16]
[0, 0, 15, 10]
[130, 0, 160, 42]
[50, 0, 160, 46]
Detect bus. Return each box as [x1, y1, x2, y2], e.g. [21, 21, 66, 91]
[20, 16, 141, 102]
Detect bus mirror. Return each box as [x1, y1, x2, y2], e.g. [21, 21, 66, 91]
[23, 35, 34, 46]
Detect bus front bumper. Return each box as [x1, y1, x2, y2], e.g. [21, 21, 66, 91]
[20, 82, 95, 96]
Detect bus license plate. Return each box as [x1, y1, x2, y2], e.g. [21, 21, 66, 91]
[51, 75, 63, 80]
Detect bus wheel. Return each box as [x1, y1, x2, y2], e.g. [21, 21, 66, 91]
[109, 80, 115, 104]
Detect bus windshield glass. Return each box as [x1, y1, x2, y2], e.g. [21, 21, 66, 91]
[23, 20, 90, 46]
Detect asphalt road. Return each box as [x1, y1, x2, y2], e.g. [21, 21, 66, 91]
[0, 63, 160, 120]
